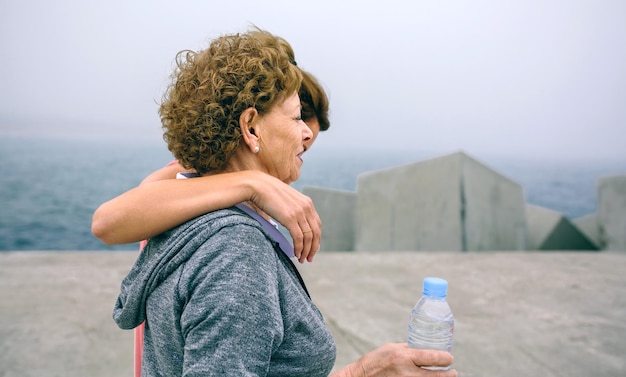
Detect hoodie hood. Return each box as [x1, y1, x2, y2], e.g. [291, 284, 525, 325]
[112, 207, 269, 330]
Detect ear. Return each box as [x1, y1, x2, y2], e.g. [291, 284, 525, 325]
[239, 107, 259, 152]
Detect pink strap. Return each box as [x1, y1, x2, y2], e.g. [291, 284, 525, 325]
[134, 239, 148, 377]
[134, 322, 145, 377]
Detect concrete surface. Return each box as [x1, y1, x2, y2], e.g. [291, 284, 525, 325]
[0, 252, 134, 377]
[1, 251, 625, 377]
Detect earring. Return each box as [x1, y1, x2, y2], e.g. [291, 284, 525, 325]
[253, 145, 260, 153]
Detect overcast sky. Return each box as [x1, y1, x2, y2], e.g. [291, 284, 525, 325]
[1, 0, 625, 162]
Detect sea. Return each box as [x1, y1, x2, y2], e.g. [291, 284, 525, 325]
[1, 135, 625, 251]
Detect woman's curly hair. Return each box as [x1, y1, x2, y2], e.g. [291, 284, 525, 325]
[159, 28, 302, 175]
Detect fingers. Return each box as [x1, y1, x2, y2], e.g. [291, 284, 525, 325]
[248, 173, 321, 262]
[291, 207, 321, 263]
[430, 367, 458, 377]
[349, 343, 457, 377]
[407, 347, 455, 374]
[302, 216, 321, 263]
[299, 227, 313, 263]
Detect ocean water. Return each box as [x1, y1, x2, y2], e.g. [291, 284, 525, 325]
[0, 137, 173, 251]
[1, 136, 624, 251]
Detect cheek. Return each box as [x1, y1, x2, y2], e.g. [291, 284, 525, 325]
[283, 130, 301, 149]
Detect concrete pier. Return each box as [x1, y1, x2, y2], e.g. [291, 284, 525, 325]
[1, 251, 624, 377]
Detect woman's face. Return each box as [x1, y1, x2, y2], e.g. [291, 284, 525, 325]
[256, 92, 313, 183]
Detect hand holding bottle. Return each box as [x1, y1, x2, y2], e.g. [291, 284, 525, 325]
[330, 343, 457, 376]
[408, 277, 455, 371]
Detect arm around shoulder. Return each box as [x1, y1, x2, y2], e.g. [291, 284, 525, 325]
[91, 170, 261, 245]
[92, 168, 322, 261]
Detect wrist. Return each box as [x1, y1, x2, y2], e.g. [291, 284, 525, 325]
[329, 357, 367, 377]
[238, 170, 266, 202]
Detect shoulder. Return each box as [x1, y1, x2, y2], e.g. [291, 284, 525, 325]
[163, 206, 265, 245]
[177, 210, 284, 315]
[177, 207, 280, 280]
[145, 206, 275, 273]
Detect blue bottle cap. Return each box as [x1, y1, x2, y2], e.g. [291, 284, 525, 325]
[423, 277, 448, 298]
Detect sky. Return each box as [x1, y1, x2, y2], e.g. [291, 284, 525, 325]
[1, 0, 625, 162]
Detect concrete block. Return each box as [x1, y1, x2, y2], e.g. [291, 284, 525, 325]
[526, 204, 598, 250]
[356, 151, 527, 251]
[302, 185, 356, 251]
[356, 156, 462, 251]
[462, 153, 527, 251]
[598, 174, 626, 251]
[572, 213, 601, 248]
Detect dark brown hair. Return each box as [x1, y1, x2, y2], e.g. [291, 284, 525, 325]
[300, 70, 330, 131]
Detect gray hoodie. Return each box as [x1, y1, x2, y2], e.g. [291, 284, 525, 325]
[113, 206, 336, 376]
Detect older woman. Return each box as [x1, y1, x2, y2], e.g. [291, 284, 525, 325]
[92, 68, 330, 263]
[95, 67, 330, 377]
[113, 28, 456, 376]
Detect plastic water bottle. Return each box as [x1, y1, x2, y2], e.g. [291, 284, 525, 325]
[407, 277, 454, 370]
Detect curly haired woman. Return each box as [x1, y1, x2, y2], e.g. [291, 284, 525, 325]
[112, 28, 456, 377]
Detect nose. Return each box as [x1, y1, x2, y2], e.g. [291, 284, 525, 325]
[304, 136, 314, 150]
[302, 121, 313, 148]
[303, 118, 320, 150]
[302, 120, 313, 140]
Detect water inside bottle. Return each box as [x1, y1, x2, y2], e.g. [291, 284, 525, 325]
[407, 305, 454, 370]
